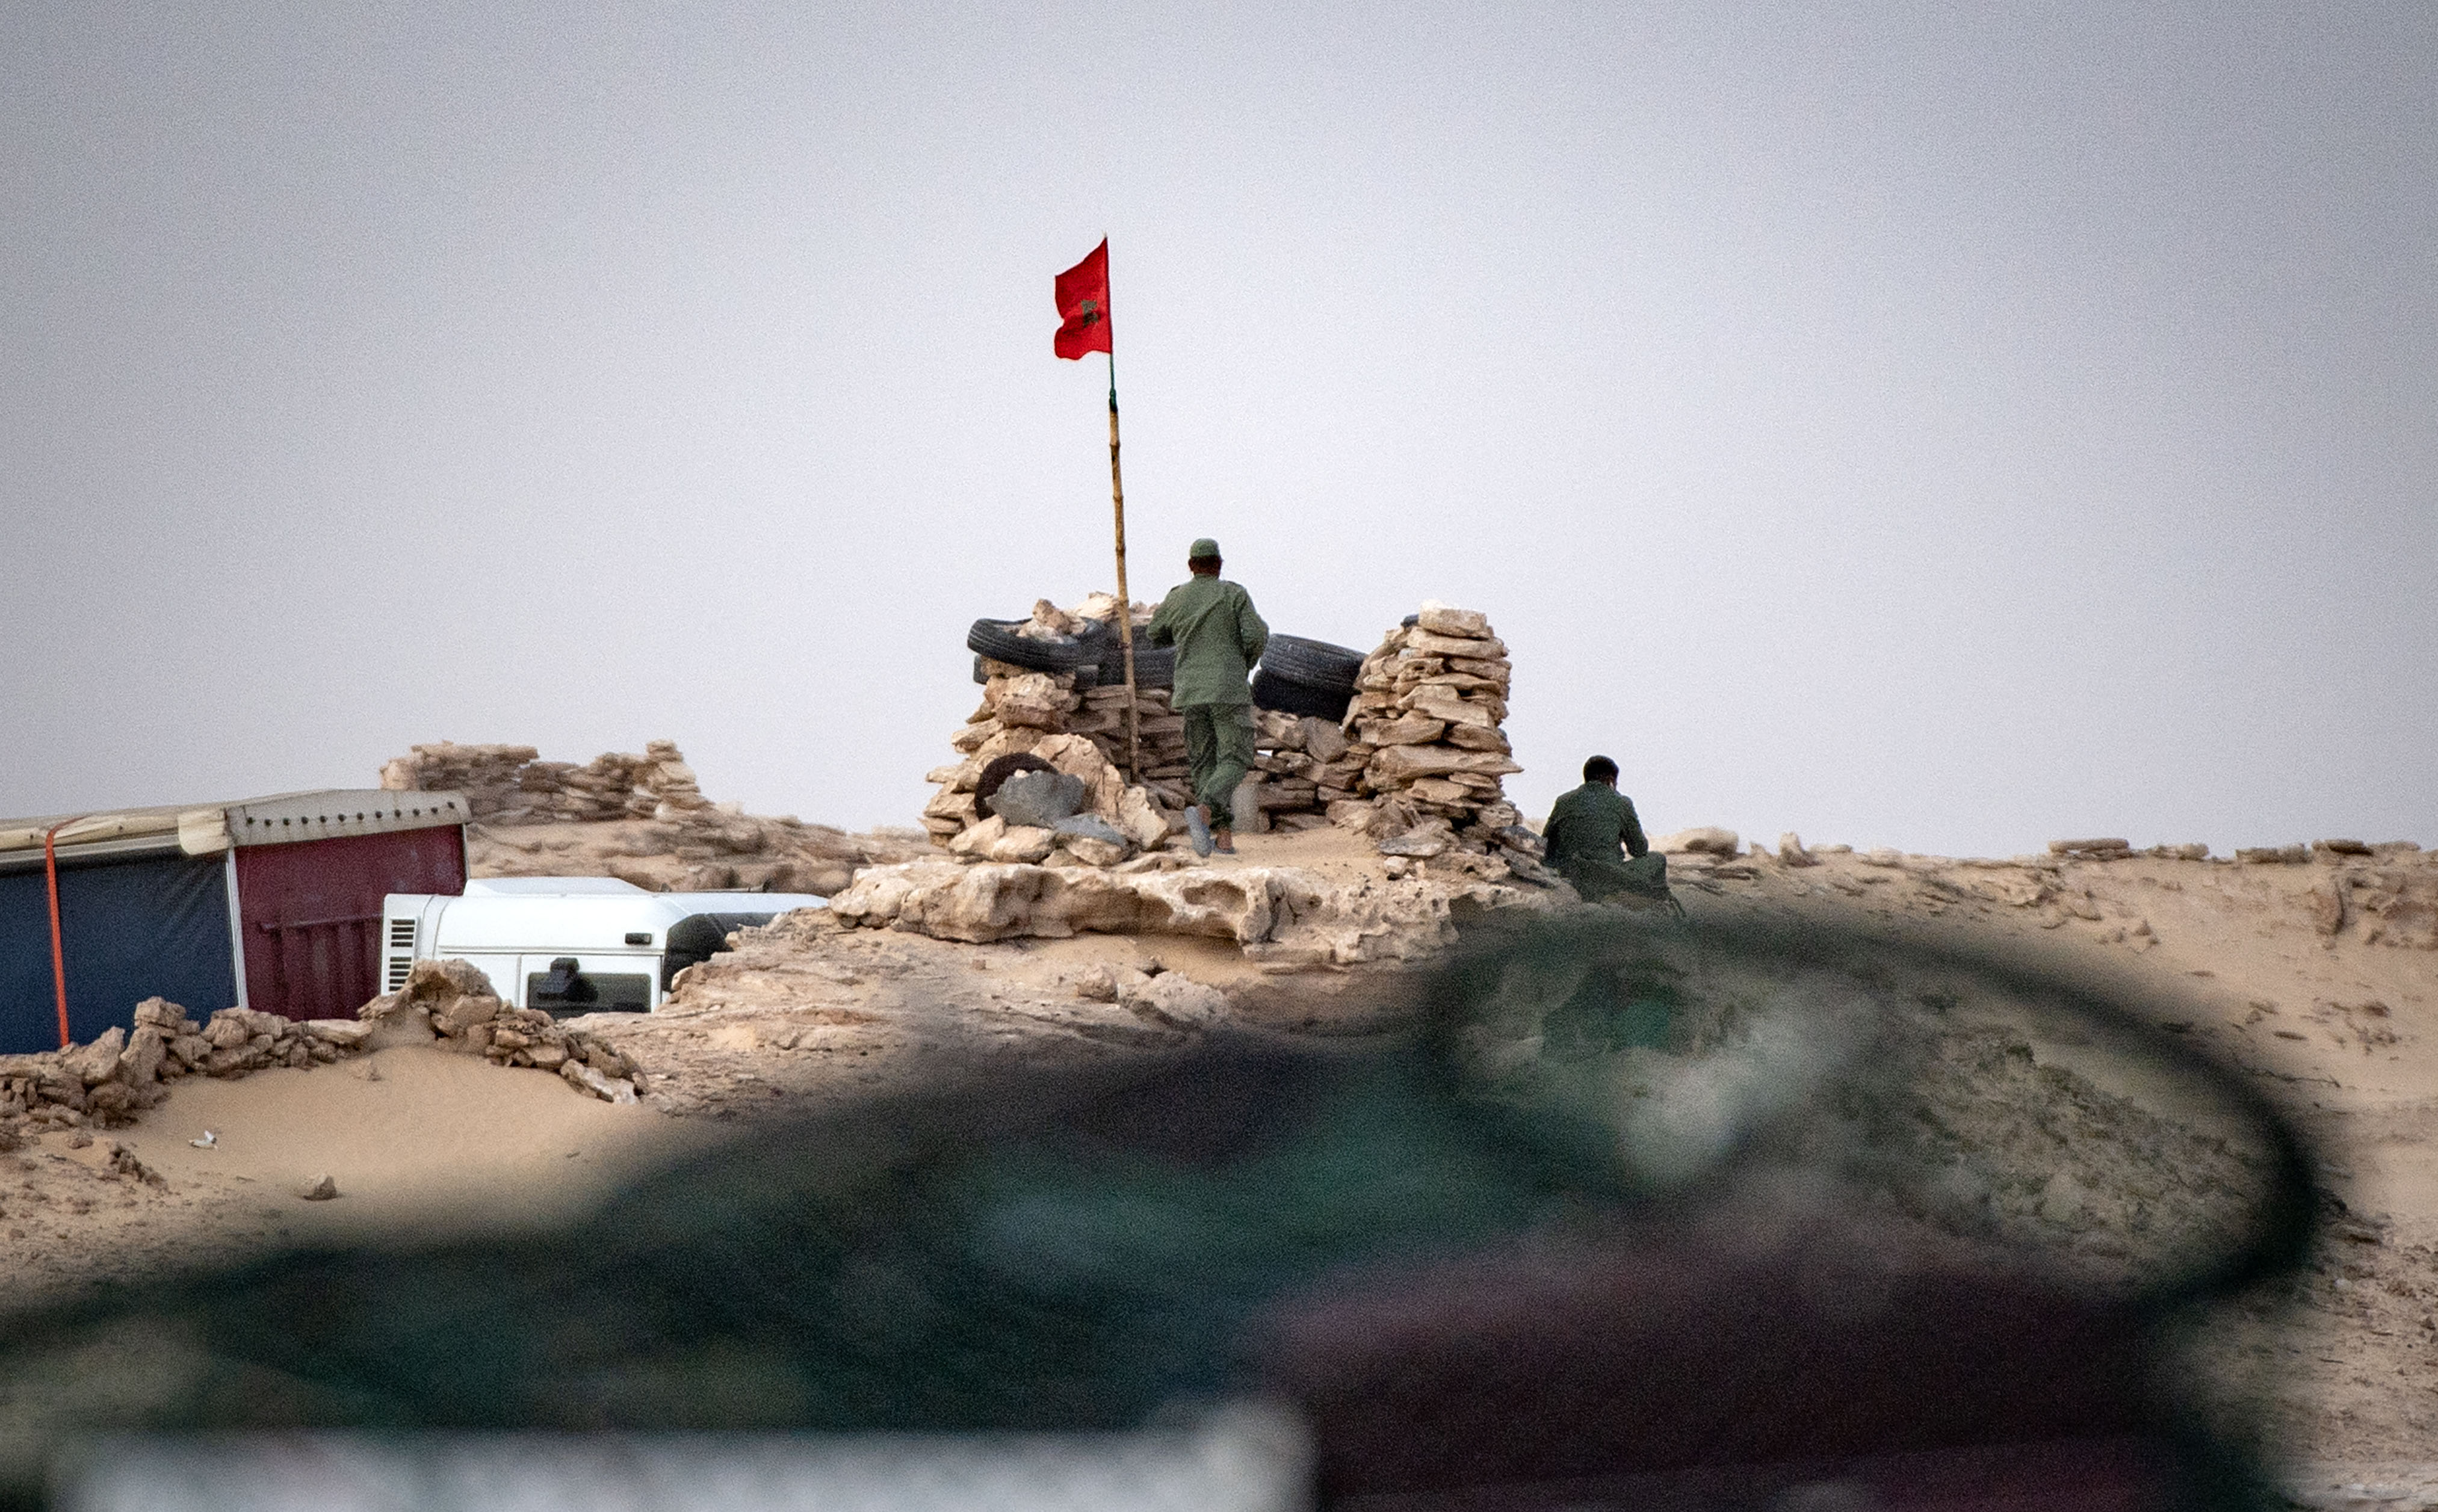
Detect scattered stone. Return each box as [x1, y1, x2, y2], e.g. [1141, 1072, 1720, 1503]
[1378, 822, 1453, 859]
[298, 1174, 338, 1201]
[2238, 845, 2312, 865]
[561, 1060, 639, 1105]
[1118, 972, 1230, 1031]
[1653, 827, 1739, 857]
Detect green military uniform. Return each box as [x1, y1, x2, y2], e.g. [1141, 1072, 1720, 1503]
[1542, 781, 1669, 902]
[1147, 545, 1269, 830]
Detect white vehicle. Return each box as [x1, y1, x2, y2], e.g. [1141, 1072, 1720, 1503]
[379, 878, 826, 1014]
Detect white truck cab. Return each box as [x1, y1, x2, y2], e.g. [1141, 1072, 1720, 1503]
[379, 878, 826, 1014]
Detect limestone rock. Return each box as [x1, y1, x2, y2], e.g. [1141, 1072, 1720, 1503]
[948, 815, 1059, 865]
[1656, 827, 1740, 856]
[1119, 972, 1229, 1031]
[1400, 683, 1500, 729]
[991, 769, 1088, 828]
[2238, 845, 2311, 865]
[2048, 839, 2132, 859]
[1115, 786, 1171, 850]
[1379, 819, 1455, 858]
[1301, 718, 1350, 764]
[1414, 601, 1490, 638]
[298, 1174, 339, 1201]
[132, 998, 192, 1033]
[1403, 629, 1507, 660]
[114, 1026, 167, 1087]
[1369, 712, 1448, 747]
[64, 1028, 126, 1087]
[1443, 723, 1512, 754]
[560, 1060, 639, 1104]
[1778, 833, 1818, 866]
[985, 672, 1078, 730]
[1367, 745, 1522, 786]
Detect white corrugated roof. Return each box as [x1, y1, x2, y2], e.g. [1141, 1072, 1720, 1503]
[0, 789, 467, 868]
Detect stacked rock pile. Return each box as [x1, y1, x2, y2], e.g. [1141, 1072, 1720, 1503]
[381, 740, 921, 895]
[926, 598, 1182, 851]
[932, 598, 1394, 844]
[382, 739, 712, 823]
[1244, 709, 1363, 832]
[1337, 603, 1523, 835]
[361, 959, 645, 1102]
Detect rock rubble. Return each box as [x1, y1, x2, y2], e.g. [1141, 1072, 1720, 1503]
[359, 960, 647, 1100]
[1335, 602, 1523, 836]
[383, 738, 714, 822]
[0, 964, 652, 1149]
[382, 739, 924, 895]
[925, 597, 1184, 856]
[825, 857, 1542, 966]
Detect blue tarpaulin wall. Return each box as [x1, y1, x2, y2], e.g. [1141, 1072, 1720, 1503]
[0, 853, 238, 1055]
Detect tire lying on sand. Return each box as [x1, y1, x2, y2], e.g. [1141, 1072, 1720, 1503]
[1252, 668, 1353, 721]
[966, 618, 1106, 675]
[1260, 634, 1366, 690]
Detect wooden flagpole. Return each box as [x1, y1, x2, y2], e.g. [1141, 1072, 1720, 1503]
[1107, 345, 1141, 782]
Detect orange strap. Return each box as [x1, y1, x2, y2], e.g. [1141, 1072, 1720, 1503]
[43, 819, 78, 1049]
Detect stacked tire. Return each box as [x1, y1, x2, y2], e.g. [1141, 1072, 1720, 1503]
[1252, 635, 1365, 721]
[966, 617, 1175, 690]
[966, 619, 1103, 688]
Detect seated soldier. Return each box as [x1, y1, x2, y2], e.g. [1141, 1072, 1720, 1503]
[1541, 755, 1674, 906]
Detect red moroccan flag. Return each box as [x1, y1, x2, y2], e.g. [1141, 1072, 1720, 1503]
[1054, 239, 1112, 359]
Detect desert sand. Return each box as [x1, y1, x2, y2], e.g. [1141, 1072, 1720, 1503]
[3, 824, 2431, 1502]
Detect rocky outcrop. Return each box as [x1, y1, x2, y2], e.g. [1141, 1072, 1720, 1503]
[926, 598, 1187, 854]
[825, 857, 1550, 965]
[381, 739, 926, 896]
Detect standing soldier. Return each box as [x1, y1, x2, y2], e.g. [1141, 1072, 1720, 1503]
[1148, 537, 1269, 856]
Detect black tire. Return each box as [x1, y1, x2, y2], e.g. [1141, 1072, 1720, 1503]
[966, 618, 1100, 674]
[1260, 635, 1364, 690]
[1098, 638, 1174, 690]
[974, 752, 1056, 819]
[1252, 668, 1352, 721]
[977, 652, 1098, 689]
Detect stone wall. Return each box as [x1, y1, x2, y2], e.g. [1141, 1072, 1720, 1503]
[1333, 602, 1522, 836]
[380, 739, 711, 824]
[924, 596, 1526, 850]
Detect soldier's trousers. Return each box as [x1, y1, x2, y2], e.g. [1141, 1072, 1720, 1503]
[1180, 703, 1257, 829]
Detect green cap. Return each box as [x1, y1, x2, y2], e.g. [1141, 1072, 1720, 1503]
[1189, 537, 1222, 560]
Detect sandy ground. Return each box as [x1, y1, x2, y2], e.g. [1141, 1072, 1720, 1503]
[5, 825, 2431, 1497]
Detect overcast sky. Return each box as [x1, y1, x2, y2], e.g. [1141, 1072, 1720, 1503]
[4, 2, 2431, 857]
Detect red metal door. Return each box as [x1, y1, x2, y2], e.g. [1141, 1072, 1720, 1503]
[234, 827, 465, 1021]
